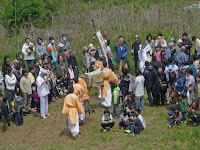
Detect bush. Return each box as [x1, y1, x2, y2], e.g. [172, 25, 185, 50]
[0, 0, 58, 32]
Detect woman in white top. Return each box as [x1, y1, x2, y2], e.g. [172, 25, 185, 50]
[36, 69, 50, 119]
[5, 67, 17, 103]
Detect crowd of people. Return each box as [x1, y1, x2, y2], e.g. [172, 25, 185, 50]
[0, 31, 200, 139]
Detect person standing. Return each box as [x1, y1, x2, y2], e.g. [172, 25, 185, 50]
[176, 39, 183, 53]
[174, 46, 189, 68]
[152, 66, 167, 106]
[135, 70, 145, 111]
[192, 36, 200, 56]
[144, 34, 155, 62]
[101, 61, 118, 108]
[143, 61, 156, 106]
[36, 37, 46, 58]
[59, 34, 71, 51]
[47, 36, 56, 60]
[138, 43, 152, 73]
[22, 38, 35, 68]
[5, 67, 17, 104]
[182, 32, 192, 56]
[62, 84, 84, 139]
[20, 70, 32, 116]
[132, 35, 142, 71]
[114, 37, 129, 75]
[36, 69, 50, 119]
[2, 55, 11, 77]
[103, 31, 110, 46]
[155, 32, 167, 50]
[81, 46, 91, 74]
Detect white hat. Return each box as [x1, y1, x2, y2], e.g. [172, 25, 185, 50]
[58, 43, 64, 48]
[168, 42, 174, 47]
[88, 43, 94, 48]
[39, 68, 47, 75]
[135, 35, 139, 38]
[83, 46, 88, 51]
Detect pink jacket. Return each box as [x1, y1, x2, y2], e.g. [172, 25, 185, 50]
[33, 91, 40, 104]
[154, 51, 161, 62]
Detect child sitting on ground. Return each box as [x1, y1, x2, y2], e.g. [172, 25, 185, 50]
[122, 93, 135, 109]
[113, 84, 120, 118]
[167, 107, 182, 128]
[14, 90, 23, 126]
[119, 109, 129, 129]
[125, 112, 144, 136]
[178, 93, 188, 124]
[1, 96, 11, 132]
[135, 109, 146, 129]
[168, 90, 179, 116]
[101, 109, 115, 132]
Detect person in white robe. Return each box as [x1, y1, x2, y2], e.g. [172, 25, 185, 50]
[138, 44, 152, 73]
[36, 69, 50, 119]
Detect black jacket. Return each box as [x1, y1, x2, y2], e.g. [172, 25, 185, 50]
[68, 56, 78, 70]
[169, 71, 177, 86]
[2, 61, 10, 76]
[182, 38, 192, 54]
[1, 102, 9, 117]
[153, 72, 167, 93]
[108, 56, 114, 71]
[119, 75, 130, 97]
[151, 61, 163, 73]
[132, 42, 141, 57]
[143, 65, 156, 89]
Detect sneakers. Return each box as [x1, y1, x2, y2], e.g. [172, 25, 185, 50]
[121, 127, 124, 130]
[103, 129, 106, 133]
[72, 134, 78, 139]
[130, 133, 135, 136]
[46, 114, 50, 116]
[124, 130, 131, 134]
[167, 125, 171, 128]
[177, 126, 181, 128]
[193, 122, 198, 126]
[42, 116, 46, 119]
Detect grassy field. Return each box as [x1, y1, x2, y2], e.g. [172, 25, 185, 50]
[0, 90, 200, 150]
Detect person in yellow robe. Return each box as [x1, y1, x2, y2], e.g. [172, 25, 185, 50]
[73, 78, 85, 122]
[101, 60, 118, 108]
[62, 84, 84, 139]
[78, 77, 89, 101]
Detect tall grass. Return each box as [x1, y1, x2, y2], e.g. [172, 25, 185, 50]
[0, 0, 200, 73]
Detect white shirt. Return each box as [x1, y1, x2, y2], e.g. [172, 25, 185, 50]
[22, 42, 35, 60]
[138, 44, 151, 62]
[135, 75, 145, 97]
[138, 114, 146, 129]
[36, 76, 50, 97]
[5, 74, 17, 91]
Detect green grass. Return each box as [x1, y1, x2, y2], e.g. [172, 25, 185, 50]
[0, 91, 199, 150]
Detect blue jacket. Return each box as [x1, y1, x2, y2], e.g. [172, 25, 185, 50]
[113, 44, 129, 64]
[45, 51, 56, 67]
[176, 77, 185, 92]
[188, 64, 197, 79]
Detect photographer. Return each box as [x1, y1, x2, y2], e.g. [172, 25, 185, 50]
[36, 69, 50, 119]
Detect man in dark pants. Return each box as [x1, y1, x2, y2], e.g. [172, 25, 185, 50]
[1, 97, 11, 132]
[182, 32, 192, 56]
[143, 61, 156, 106]
[132, 35, 141, 71]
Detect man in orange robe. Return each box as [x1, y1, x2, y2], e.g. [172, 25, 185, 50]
[73, 78, 86, 122]
[101, 61, 118, 108]
[62, 84, 84, 138]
